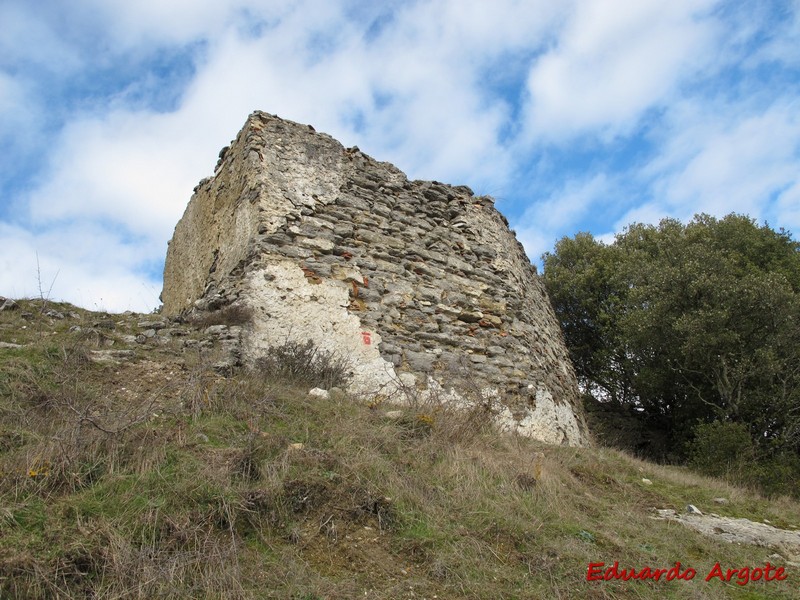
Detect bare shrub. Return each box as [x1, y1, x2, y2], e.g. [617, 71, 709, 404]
[390, 358, 501, 444]
[255, 340, 351, 389]
[179, 355, 223, 418]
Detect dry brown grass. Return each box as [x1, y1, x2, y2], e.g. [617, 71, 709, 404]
[2, 300, 800, 598]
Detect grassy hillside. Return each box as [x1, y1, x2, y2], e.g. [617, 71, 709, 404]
[1, 299, 798, 599]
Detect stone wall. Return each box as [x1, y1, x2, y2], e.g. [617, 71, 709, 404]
[162, 111, 589, 446]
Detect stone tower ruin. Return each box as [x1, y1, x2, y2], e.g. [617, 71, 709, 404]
[162, 111, 589, 446]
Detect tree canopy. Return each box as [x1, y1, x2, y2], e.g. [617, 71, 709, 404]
[543, 214, 800, 493]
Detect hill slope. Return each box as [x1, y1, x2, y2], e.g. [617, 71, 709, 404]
[1, 299, 799, 599]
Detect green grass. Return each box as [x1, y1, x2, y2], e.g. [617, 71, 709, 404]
[1, 300, 799, 598]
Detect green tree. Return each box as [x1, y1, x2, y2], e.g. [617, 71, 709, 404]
[543, 214, 800, 474]
[541, 233, 633, 404]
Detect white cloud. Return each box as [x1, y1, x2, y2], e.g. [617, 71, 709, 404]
[524, 174, 610, 231]
[0, 222, 161, 312]
[515, 174, 611, 263]
[7, 0, 550, 310]
[356, 0, 566, 181]
[0, 72, 23, 111]
[742, 1, 800, 69]
[610, 201, 673, 233]
[775, 181, 800, 231]
[668, 108, 799, 215]
[173, 0, 565, 185]
[0, 2, 84, 73]
[369, 0, 566, 66]
[26, 108, 220, 243]
[523, 0, 720, 141]
[2, 0, 800, 311]
[640, 98, 800, 231]
[0, 73, 31, 142]
[78, 0, 287, 48]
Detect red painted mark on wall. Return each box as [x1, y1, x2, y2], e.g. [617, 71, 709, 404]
[361, 331, 372, 345]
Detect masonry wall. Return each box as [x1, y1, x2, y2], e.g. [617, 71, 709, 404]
[162, 111, 589, 446]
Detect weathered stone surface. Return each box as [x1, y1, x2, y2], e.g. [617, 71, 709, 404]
[458, 311, 483, 323]
[0, 298, 19, 312]
[653, 508, 800, 564]
[162, 111, 589, 446]
[203, 325, 229, 336]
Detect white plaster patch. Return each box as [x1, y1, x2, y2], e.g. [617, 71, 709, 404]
[496, 388, 584, 445]
[384, 379, 585, 446]
[241, 261, 586, 445]
[244, 261, 399, 396]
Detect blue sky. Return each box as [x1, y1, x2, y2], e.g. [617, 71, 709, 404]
[1, 0, 799, 312]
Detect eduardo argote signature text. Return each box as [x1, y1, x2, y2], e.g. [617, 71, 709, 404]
[586, 561, 788, 586]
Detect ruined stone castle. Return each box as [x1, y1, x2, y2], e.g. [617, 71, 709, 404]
[161, 111, 589, 446]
